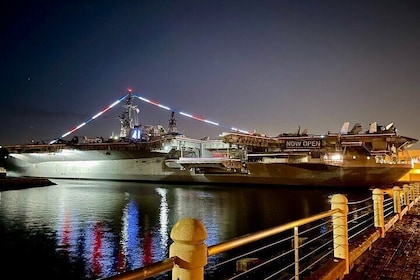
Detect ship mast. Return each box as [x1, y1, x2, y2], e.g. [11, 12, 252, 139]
[168, 111, 177, 134]
[119, 89, 139, 138]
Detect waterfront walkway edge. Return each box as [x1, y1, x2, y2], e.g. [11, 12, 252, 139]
[100, 182, 420, 280]
[307, 184, 420, 280]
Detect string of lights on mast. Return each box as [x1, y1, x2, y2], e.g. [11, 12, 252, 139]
[50, 88, 251, 144]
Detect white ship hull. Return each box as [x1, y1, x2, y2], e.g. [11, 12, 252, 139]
[5, 150, 413, 187]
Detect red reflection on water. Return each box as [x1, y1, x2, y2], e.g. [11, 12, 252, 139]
[62, 213, 71, 252]
[117, 243, 126, 272]
[143, 230, 152, 265]
[93, 222, 103, 276]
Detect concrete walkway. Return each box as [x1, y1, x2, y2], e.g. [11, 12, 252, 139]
[343, 203, 420, 280]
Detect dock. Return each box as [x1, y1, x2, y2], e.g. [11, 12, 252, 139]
[343, 202, 420, 280]
[0, 177, 55, 191]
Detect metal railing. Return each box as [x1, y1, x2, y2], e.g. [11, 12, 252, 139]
[205, 209, 340, 280]
[100, 182, 420, 280]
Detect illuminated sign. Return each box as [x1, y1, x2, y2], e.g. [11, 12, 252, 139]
[286, 140, 322, 149]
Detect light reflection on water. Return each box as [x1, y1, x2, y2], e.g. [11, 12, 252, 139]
[0, 180, 371, 279]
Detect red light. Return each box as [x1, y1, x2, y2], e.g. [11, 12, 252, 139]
[128, 88, 132, 92]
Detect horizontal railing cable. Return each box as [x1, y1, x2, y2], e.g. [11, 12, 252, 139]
[206, 233, 294, 270]
[347, 196, 371, 206]
[299, 247, 334, 277]
[228, 248, 295, 280]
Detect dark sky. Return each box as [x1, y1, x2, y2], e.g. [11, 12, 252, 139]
[1, 0, 419, 147]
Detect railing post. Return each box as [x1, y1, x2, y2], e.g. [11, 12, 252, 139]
[293, 227, 299, 280]
[372, 188, 385, 238]
[393, 186, 402, 219]
[330, 194, 349, 274]
[169, 218, 208, 280]
[409, 183, 415, 203]
[403, 184, 411, 208]
[414, 182, 420, 202]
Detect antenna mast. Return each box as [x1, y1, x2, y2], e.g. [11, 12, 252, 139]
[168, 111, 177, 134]
[119, 89, 138, 138]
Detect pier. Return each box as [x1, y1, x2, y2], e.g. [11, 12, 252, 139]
[343, 203, 419, 279]
[0, 177, 55, 191]
[308, 191, 420, 280]
[100, 182, 420, 280]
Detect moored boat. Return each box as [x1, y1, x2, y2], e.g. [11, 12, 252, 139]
[1, 91, 417, 188]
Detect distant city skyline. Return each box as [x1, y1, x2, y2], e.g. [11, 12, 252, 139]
[1, 1, 419, 148]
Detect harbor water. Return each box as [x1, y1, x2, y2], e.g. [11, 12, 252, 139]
[0, 179, 371, 279]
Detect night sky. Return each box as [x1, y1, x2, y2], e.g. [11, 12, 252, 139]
[1, 1, 419, 147]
